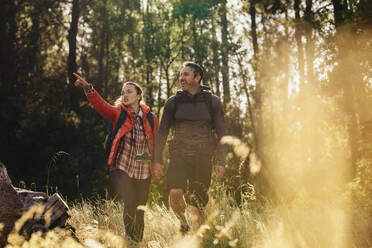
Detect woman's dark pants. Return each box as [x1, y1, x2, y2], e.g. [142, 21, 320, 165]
[109, 169, 150, 242]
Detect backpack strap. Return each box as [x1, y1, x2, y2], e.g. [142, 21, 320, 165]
[205, 92, 214, 128]
[104, 110, 127, 156]
[112, 110, 127, 138]
[110, 110, 153, 139]
[201, 85, 214, 127]
[146, 112, 155, 132]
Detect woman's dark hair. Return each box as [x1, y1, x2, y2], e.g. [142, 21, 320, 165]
[183, 61, 204, 84]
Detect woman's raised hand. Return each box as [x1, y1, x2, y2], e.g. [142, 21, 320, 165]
[73, 73, 90, 89]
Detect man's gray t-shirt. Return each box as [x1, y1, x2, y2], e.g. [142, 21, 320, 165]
[154, 88, 228, 166]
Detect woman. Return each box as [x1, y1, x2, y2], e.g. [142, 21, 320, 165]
[73, 73, 158, 245]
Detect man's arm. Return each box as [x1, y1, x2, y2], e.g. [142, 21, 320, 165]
[212, 96, 228, 181]
[153, 96, 176, 178]
[212, 96, 228, 166]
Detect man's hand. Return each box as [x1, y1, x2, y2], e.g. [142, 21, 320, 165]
[215, 165, 225, 181]
[153, 163, 164, 179]
[73, 72, 90, 89]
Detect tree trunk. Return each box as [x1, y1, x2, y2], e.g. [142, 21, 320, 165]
[303, 0, 320, 166]
[181, 21, 185, 60]
[157, 66, 162, 117]
[211, 12, 220, 97]
[250, 0, 263, 155]
[294, 0, 305, 88]
[220, 0, 230, 106]
[332, 0, 348, 27]
[97, 0, 107, 94]
[248, 0, 271, 188]
[249, 0, 259, 140]
[304, 0, 314, 84]
[104, 15, 110, 98]
[144, 1, 154, 109]
[190, 17, 202, 65]
[146, 63, 154, 109]
[237, 53, 256, 145]
[332, 0, 360, 179]
[284, 9, 290, 101]
[68, 0, 80, 110]
[165, 66, 171, 98]
[68, 0, 80, 85]
[250, 0, 259, 59]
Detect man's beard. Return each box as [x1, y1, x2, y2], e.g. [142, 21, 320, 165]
[181, 81, 192, 89]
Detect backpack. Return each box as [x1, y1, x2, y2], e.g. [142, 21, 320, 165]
[103, 109, 155, 159]
[174, 85, 215, 128]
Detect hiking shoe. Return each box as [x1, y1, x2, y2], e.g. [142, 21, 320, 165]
[180, 223, 190, 235]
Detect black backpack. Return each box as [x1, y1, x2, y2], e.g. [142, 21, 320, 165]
[103, 110, 155, 159]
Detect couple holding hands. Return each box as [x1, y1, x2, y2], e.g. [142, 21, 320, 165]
[73, 61, 227, 246]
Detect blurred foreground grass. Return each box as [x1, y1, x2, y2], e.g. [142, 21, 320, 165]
[3, 181, 372, 248]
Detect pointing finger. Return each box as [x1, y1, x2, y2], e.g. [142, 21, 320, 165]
[72, 72, 82, 80]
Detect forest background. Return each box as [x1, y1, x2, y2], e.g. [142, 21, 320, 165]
[1, 0, 372, 232]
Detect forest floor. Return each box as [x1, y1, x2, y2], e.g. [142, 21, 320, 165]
[5, 184, 369, 248]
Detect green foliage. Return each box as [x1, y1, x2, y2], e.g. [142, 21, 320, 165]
[173, 0, 217, 20]
[344, 159, 372, 247]
[345, 120, 372, 246]
[1, 2, 372, 239]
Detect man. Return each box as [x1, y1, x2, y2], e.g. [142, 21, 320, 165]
[153, 61, 228, 233]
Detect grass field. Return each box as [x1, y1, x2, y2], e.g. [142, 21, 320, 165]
[4, 179, 371, 248]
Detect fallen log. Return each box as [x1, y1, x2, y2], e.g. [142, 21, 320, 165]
[0, 161, 76, 246]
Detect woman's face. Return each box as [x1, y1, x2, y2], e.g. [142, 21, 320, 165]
[121, 84, 141, 108]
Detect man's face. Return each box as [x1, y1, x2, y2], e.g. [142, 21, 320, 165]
[179, 66, 200, 93]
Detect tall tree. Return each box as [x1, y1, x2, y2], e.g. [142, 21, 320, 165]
[157, 3, 180, 100]
[294, 0, 305, 88]
[68, 0, 81, 110]
[219, 0, 231, 105]
[210, 12, 221, 97]
[68, 0, 80, 85]
[97, 0, 108, 96]
[142, 0, 158, 109]
[249, 0, 260, 145]
[304, 0, 314, 84]
[332, 0, 361, 179]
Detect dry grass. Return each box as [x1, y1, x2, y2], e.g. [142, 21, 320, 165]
[1, 181, 370, 247]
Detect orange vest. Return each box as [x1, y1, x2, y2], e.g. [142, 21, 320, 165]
[86, 89, 158, 178]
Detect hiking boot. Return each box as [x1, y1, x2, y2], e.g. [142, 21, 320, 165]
[180, 223, 190, 235]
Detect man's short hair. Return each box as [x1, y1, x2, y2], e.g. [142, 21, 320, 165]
[183, 61, 204, 84]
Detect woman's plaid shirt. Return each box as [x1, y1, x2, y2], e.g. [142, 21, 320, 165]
[115, 109, 151, 179]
